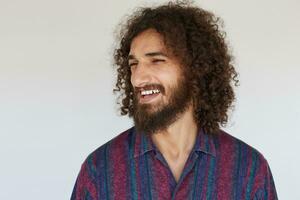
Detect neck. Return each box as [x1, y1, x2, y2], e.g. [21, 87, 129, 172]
[150, 103, 198, 158]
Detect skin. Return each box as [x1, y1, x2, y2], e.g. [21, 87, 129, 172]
[129, 29, 198, 182]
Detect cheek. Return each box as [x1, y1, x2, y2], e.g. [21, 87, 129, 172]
[159, 71, 180, 86]
[155, 63, 181, 79]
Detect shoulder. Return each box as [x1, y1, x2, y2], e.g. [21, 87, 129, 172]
[214, 130, 277, 198]
[215, 130, 273, 187]
[71, 128, 136, 199]
[215, 129, 268, 163]
[213, 129, 272, 183]
[81, 127, 134, 170]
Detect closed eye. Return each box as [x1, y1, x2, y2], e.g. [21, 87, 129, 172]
[128, 59, 165, 68]
[129, 62, 138, 67]
[152, 59, 165, 63]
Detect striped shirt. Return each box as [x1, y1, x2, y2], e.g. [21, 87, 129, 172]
[71, 127, 277, 200]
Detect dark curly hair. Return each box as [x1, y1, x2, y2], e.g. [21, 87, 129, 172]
[113, 1, 239, 135]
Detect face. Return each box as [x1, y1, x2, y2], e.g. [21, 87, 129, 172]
[129, 29, 192, 135]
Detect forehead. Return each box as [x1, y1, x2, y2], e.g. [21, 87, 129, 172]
[129, 29, 167, 56]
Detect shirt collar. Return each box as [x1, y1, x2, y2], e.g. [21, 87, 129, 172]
[133, 127, 216, 159]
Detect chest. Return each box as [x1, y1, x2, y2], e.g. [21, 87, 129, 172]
[97, 151, 252, 200]
[163, 153, 190, 183]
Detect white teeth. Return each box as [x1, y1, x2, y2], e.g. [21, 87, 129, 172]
[141, 89, 160, 96]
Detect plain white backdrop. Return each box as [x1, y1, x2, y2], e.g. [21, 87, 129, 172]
[0, 0, 299, 199]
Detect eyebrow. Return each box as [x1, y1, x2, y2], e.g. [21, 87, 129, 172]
[128, 51, 168, 60]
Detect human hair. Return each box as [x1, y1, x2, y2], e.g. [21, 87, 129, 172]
[113, 1, 239, 134]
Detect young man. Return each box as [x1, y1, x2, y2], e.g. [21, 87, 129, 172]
[71, 2, 277, 199]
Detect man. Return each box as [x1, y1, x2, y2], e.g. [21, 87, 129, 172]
[71, 1, 277, 199]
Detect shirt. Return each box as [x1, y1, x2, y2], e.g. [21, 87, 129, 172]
[71, 127, 277, 200]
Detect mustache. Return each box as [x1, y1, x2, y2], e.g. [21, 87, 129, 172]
[134, 84, 165, 95]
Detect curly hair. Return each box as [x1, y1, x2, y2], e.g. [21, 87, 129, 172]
[113, 1, 239, 135]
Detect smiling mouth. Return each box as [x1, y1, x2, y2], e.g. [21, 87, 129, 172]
[139, 89, 161, 103]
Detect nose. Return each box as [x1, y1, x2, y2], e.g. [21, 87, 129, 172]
[130, 62, 152, 87]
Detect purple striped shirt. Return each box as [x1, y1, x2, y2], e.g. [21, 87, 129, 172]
[71, 127, 277, 199]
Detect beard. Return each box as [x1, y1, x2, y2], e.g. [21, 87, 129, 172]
[132, 75, 192, 136]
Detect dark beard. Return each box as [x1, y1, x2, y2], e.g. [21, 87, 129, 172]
[132, 76, 192, 136]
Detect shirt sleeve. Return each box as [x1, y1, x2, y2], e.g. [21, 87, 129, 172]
[71, 155, 99, 200]
[253, 160, 278, 200]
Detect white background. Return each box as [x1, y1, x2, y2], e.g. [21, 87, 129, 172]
[0, 0, 299, 199]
